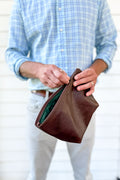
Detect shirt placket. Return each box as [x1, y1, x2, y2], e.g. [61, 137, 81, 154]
[56, 0, 67, 69]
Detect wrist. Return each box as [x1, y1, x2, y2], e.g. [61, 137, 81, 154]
[90, 59, 108, 76]
[35, 62, 45, 79]
[19, 61, 45, 79]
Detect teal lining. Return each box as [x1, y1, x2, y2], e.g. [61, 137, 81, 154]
[39, 87, 65, 124]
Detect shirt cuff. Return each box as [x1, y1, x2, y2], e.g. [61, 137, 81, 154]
[14, 58, 31, 80]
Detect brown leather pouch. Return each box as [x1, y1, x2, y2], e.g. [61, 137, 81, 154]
[35, 68, 99, 143]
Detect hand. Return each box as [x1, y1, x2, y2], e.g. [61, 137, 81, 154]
[73, 68, 98, 96]
[37, 64, 70, 88]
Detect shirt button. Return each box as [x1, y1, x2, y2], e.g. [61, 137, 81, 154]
[60, 29, 63, 32]
[61, 49, 64, 52]
[59, 8, 61, 11]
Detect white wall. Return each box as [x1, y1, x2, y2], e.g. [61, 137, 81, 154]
[0, 1, 120, 180]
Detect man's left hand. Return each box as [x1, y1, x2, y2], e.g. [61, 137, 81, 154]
[73, 68, 98, 96]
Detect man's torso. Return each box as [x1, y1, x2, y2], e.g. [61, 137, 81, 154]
[19, 0, 100, 90]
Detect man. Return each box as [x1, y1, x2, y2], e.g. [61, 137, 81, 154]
[6, 0, 117, 180]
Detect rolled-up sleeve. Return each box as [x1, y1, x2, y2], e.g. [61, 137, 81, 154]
[94, 0, 117, 72]
[5, 0, 32, 80]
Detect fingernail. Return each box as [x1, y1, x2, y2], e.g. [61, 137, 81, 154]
[74, 76, 78, 80]
[77, 87, 81, 91]
[73, 82, 76, 86]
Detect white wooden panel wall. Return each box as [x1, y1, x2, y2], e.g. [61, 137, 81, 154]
[92, 1, 120, 179]
[0, 1, 120, 180]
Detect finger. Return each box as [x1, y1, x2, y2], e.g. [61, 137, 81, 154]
[55, 68, 70, 80]
[73, 75, 94, 87]
[77, 81, 95, 91]
[53, 69, 70, 84]
[49, 72, 63, 86]
[74, 69, 93, 80]
[46, 78, 60, 88]
[40, 73, 57, 88]
[86, 86, 95, 96]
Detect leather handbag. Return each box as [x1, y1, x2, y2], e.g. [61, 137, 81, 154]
[35, 68, 99, 143]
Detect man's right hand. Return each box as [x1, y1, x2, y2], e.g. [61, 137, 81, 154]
[36, 64, 70, 88]
[20, 61, 70, 89]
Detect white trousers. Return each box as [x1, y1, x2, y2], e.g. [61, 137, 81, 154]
[27, 92, 95, 180]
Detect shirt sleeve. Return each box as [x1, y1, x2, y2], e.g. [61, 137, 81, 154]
[5, 0, 32, 80]
[94, 0, 117, 72]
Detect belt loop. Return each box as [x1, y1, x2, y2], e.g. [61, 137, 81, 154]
[45, 90, 49, 101]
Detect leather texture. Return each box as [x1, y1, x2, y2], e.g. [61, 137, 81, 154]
[35, 68, 99, 143]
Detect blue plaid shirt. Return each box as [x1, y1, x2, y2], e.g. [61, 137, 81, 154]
[6, 0, 117, 90]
